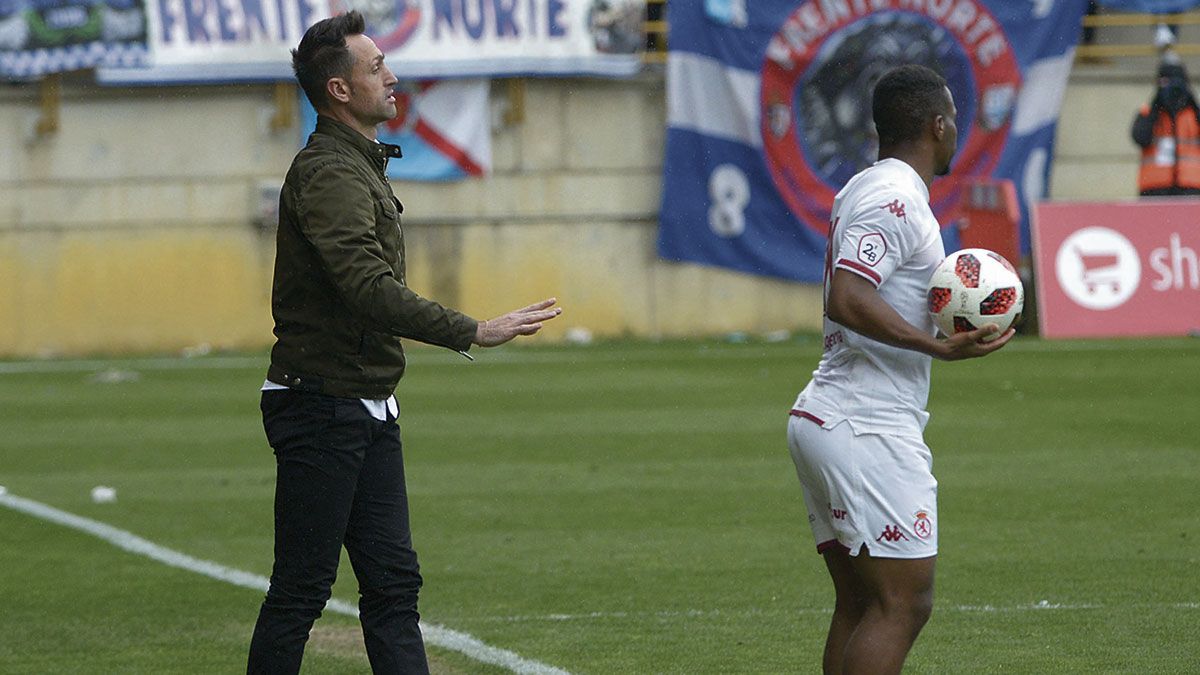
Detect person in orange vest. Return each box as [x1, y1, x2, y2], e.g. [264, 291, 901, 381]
[1131, 55, 1200, 196]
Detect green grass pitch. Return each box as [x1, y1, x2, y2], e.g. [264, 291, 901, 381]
[1, 336, 1197, 673]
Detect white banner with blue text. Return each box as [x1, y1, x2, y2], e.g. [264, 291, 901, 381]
[98, 0, 644, 83]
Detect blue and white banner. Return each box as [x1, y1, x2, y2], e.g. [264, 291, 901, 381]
[658, 0, 1089, 283]
[97, 0, 644, 84]
[1, 0, 148, 78]
[300, 79, 491, 181]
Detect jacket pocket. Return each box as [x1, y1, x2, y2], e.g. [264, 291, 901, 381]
[375, 196, 404, 279]
[377, 196, 402, 232]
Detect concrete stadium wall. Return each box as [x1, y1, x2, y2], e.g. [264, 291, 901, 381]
[0, 60, 1173, 357]
[0, 76, 821, 357]
[1049, 68, 1172, 202]
[0, 84, 287, 357]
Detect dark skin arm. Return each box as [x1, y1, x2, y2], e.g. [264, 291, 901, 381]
[826, 269, 1013, 360]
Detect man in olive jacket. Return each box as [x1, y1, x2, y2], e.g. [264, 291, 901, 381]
[248, 12, 561, 674]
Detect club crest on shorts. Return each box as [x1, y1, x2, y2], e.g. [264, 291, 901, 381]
[913, 511, 933, 540]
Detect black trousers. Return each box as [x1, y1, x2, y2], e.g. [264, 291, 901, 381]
[247, 389, 428, 674]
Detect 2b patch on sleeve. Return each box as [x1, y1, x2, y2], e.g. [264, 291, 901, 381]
[856, 232, 887, 267]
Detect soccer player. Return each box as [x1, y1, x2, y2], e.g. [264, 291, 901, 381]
[247, 12, 561, 674]
[786, 64, 1013, 674]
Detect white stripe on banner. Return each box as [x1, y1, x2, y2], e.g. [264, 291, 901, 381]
[413, 79, 492, 173]
[0, 490, 569, 675]
[1012, 49, 1077, 136]
[667, 51, 763, 148]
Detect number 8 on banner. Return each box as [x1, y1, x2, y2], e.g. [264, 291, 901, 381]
[708, 164, 750, 238]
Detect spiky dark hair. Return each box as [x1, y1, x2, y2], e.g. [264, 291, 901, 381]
[291, 11, 366, 111]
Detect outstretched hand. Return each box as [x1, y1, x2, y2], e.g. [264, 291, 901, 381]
[473, 298, 562, 348]
[938, 324, 1015, 361]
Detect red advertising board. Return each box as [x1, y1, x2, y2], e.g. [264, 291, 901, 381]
[1033, 200, 1200, 338]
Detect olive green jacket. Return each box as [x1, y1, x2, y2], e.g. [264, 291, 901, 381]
[267, 115, 478, 399]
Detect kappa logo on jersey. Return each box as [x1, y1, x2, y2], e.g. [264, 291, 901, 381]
[876, 525, 909, 543]
[913, 511, 933, 540]
[880, 199, 908, 222]
[856, 232, 887, 267]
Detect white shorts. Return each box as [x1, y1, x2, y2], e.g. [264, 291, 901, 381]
[787, 411, 938, 559]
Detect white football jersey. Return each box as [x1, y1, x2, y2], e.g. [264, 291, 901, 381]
[793, 158, 946, 437]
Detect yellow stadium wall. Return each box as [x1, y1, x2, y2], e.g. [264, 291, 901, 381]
[0, 65, 1154, 357]
[0, 228, 273, 356]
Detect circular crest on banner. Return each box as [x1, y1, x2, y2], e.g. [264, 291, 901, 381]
[760, 4, 1021, 237]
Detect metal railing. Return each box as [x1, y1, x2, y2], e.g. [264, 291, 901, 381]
[643, 0, 667, 64]
[1078, 11, 1200, 58]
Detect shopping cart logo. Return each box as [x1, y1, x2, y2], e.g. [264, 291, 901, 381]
[1075, 249, 1120, 293]
[1054, 227, 1142, 310]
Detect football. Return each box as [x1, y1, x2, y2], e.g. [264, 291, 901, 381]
[926, 248, 1024, 341]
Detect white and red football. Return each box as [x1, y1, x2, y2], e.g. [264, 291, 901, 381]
[926, 248, 1024, 342]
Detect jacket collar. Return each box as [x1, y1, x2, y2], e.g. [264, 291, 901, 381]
[314, 115, 403, 171]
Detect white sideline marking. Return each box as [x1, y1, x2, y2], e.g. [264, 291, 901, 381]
[0, 491, 569, 675]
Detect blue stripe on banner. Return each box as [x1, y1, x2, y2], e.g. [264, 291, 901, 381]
[997, 123, 1061, 254]
[658, 128, 827, 283]
[659, 0, 1090, 283]
[667, 1, 793, 69]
